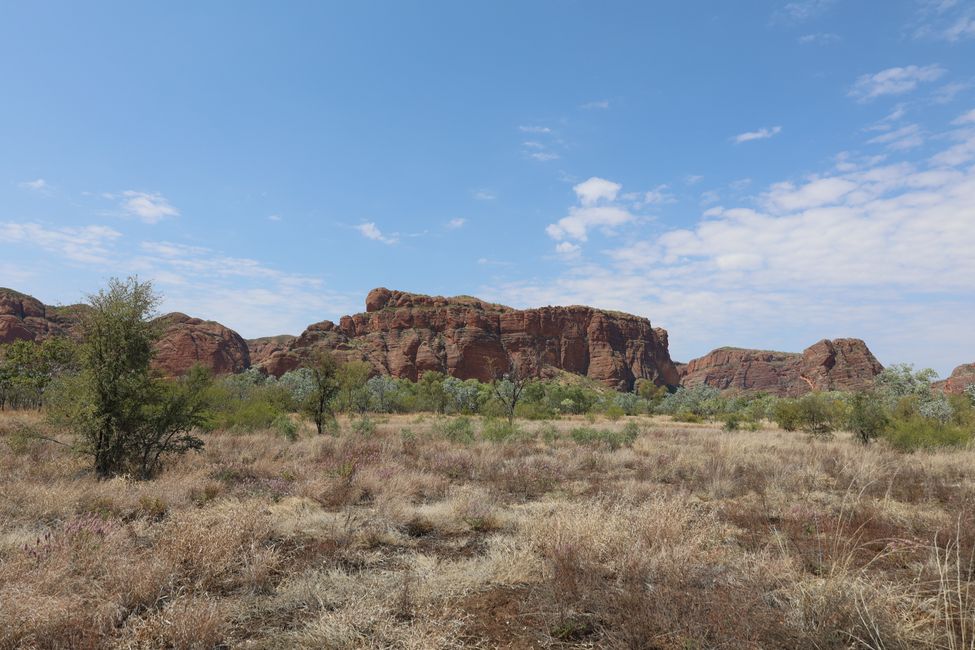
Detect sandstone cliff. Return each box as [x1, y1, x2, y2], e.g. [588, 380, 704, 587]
[258, 287, 680, 390]
[679, 338, 884, 396]
[934, 363, 975, 395]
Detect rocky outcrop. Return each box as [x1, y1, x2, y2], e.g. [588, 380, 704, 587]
[1, 288, 250, 377]
[152, 313, 251, 377]
[934, 363, 975, 395]
[247, 335, 295, 367]
[0, 288, 87, 344]
[258, 288, 680, 390]
[679, 338, 883, 396]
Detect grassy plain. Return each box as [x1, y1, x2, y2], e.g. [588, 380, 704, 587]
[1, 412, 973, 649]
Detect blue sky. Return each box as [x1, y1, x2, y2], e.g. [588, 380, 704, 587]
[2, 1, 974, 375]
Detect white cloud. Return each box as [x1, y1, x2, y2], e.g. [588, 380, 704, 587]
[581, 100, 610, 110]
[773, 0, 836, 23]
[555, 242, 581, 257]
[519, 125, 551, 133]
[268, 214, 282, 222]
[473, 189, 496, 200]
[19, 178, 47, 191]
[355, 222, 398, 244]
[642, 185, 675, 205]
[952, 108, 975, 125]
[798, 32, 840, 44]
[684, 174, 704, 186]
[489, 114, 975, 373]
[528, 151, 559, 162]
[446, 218, 466, 229]
[0, 222, 122, 264]
[733, 126, 782, 144]
[120, 191, 179, 224]
[849, 65, 946, 102]
[573, 177, 622, 205]
[546, 205, 634, 242]
[867, 123, 924, 150]
[944, 14, 975, 41]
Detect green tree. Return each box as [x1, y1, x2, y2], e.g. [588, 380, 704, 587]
[337, 360, 372, 413]
[417, 371, 448, 413]
[59, 278, 210, 479]
[848, 391, 888, 444]
[303, 350, 339, 434]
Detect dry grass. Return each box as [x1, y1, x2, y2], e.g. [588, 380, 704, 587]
[1, 411, 973, 648]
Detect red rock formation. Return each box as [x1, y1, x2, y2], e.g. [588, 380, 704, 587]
[247, 335, 296, 368]
[679, 338, 883, 396]
[259, 288, 680, 390]
[152, 313, 251, 377]
[934, 363, 975, 395]
[0, 288, 86, 344]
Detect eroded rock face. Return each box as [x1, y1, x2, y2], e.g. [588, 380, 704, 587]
[934, 363, 975, 395]
[259, 288, 680, 390]
[0, 288, 87, 344]
[247, 335, 295, 369]
[152, 313, 251, 377]
[679, 338, 883, 396]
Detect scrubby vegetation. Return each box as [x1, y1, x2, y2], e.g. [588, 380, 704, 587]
[1, 281, 974, 647]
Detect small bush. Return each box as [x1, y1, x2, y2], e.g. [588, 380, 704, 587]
[538, 423, 560, 443]
[272, 414, 298, 441]
[569, 425, 636, 450]
[723, 413, 742, 431]
[773, 400, 802, 431]
[673, 411, 703, 424]
[481, 419, 522, 443]
[351, 415, 377, 436]
[883, 417, 972, 451]
[433, 416, 475, 443]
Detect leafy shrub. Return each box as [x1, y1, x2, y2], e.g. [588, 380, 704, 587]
[569, 424, 637, 450]
[723, 413, 741, 431]
[883, 417, 972, 451]
[433, 416, 475, 443]
[272, 414, 298, 441]
[797, 393, 836, 437]
[351, 415, 377, 436]
[604, 404, 625, 421]
[772, 399, 802, 431]
[847, 391, 888, 444]
[481, 418, 522, 443]
[672, 411, 703, 424]
[657, 385, 721, 419]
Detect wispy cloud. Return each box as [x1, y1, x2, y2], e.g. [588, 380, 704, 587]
[18, 178, 47, 191]
[268, 214, 282, 222]
[798, 32, 840, 44]
[581, 100, 610, 110]
[445, 218, 466, 230]
[0, 222, 122, 264]
[849, 64, 946, 102]
[867, 123, 924, 150]
[733, 126, 782, 144]
[113, 190, 180, 224]
[355, 222, 398, 244]
[528, 151, 560, 162]
[473, 189, 496, 201]
[772, 0, 836, 24]
[518, 125, 551, 133]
